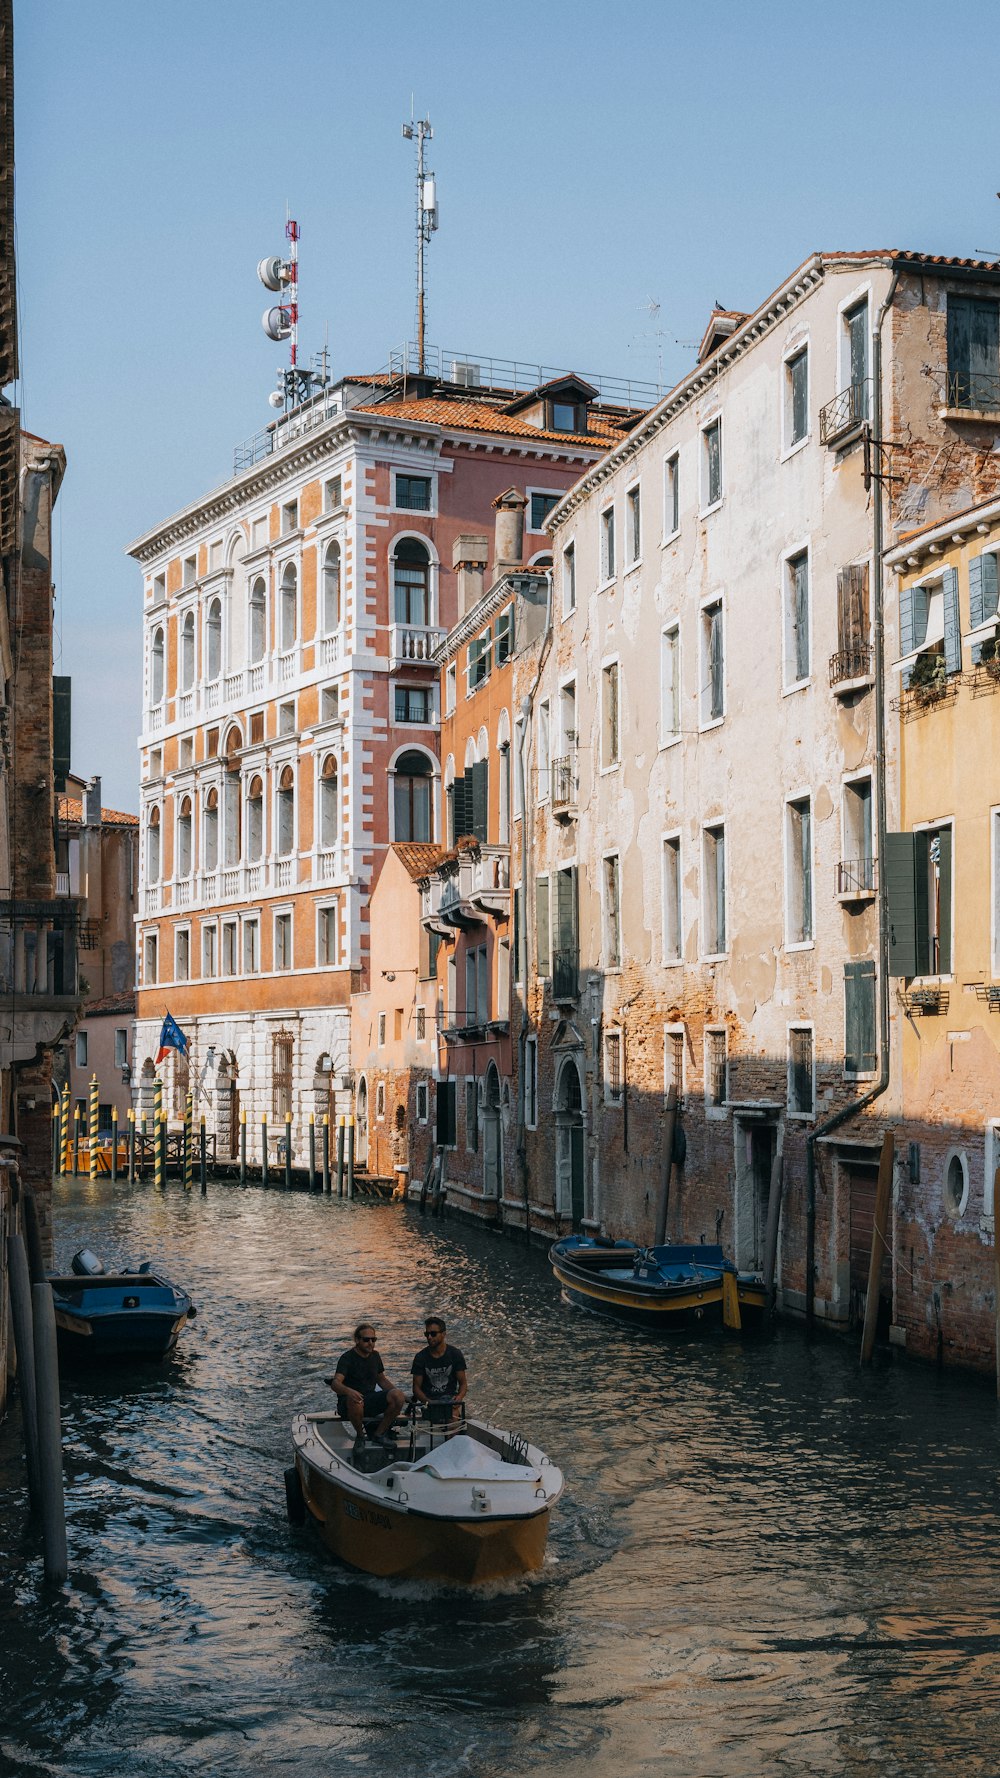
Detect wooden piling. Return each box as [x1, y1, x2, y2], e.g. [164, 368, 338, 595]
[335, 1116, 345, 1197]
[321, 1114, 330, 1194]
[654, 1085, 678, 1246]
[7, 1230, 41, 1510]
[762, 1146, 785, 1314]
[261, 1115, 269, 1188]
[155, 1112, 166, 1192]
[346, 1115, 355, 1200]
[239, 1108, 247, 1186]
[72, 1105, 80, 1177]
[284, 1111, 292, 1190]
[139, 1112, 147, 1179]
[199, 1118, 207, 1195]
[51, 1102, 60, 1177]
[88, 1074, 99, 1177]
[183, 1092, 193, 1192]
[59, 1086, 70, 1175]
[128, 1109, 136, 1184]
[308, 1113, 316, 1192]
[111, 1106, 118, 1182]
[31, 1281, 68, 1585]
[860, 1132, 895, 1365]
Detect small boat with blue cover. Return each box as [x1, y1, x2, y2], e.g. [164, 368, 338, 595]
[49, 1248, 196, 1361]
[548, 1235, 767, 1330]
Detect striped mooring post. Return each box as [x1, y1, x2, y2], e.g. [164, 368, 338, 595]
[153, 1074, 163, 1127]
[284, 1112, 292, 1190]
[139, 1111, 148, 1180]
[199, 1116, 207, 1195]
[127, 1108, 136, 1183]
[346, 1114, 355, 1200]
[336, 1116, 345, 1197]
[239, 1108, 247, 1187]
[183, 1092, 194, 1192]
[59, 1085, 70, 1175]
[261, 1114, 269, 1187]
[321, 1114, 330, 1194]
[51, 1101, 60, 1176]
[155, 1112, 166, 1192]
[88, 1074, 99, 1175]
[111, 1106, 118, 1183]
[72, 1104, 81, 1177]
[308, 1112, 316, 1192]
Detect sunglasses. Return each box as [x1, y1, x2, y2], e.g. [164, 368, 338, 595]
[357, 1335, 376, 1344]
[424, 1328, 442, 1337]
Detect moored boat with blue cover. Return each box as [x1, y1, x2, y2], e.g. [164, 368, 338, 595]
[549, 1235, 766, 1330]
[49, 1249, 196, 1361]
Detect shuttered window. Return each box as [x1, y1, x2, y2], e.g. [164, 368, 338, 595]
[837, 563, 870, 653]
[536, 876, 550, 976]
[885, 827, 953, 977]
[436, 1079, 456, 1147]
[788, 1027, 815, 1114]
[844, 961, 877, 1074]
[947, 296, 1000, 410]
[553, 866, 579, 999]
[969, 552, 1000, 662]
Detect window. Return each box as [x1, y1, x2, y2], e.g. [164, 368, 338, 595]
[842, 298, 869, 420]
[836, 563, 871, 669]
[662, 834, 682, 962]
[785, 550, 810, 684]
[464, 944, 489, 1026]
[436, 1078, 457, 1148]
[177, 797, 192, 877]
[152, 573, 166, 604]
[524, 1035, 538, 1128]
[788, 1027, 815, 1116]
[182, 554, 197, 587]
[144, 932, 158, 984]
[468, 631, 491, 690]
[465, 1078, 479, 1152]
[206, 598, 222, 681]
[536, 875, 551, 976]
[551, 401, 577, 432]
[277, 701, 295, 737]
[705, 1029, 728, 1109]
[318, 905, 337, 966]
[175, 928, 190, 982]
[495, 607, 513, 665]
[604, 854, 622, 969]
[944, 1150, 970, 1218]
[600, 506, 616, 581]
[375, 1082, 386, 1121]
[445, 663, 457, 714]
[785, 347, 809, 447]
[249, 578, 266, 663]
[179, 736, 194, 768]
[180, 611, 195, 691]
[251, 516, 268, 549]
[563, 542, 576, 615]
[272, 1032, 293, 1121]
[279, 564, 297, 651]
[529, 491, 559, 531]
[324, 475, 342, 511]
[319, 755, 339, 849]
[702, 418, 722, 509]
[395, 685, 431, 724]
[274, 911, 292, 971]
[946, 296, 1000, 411]
[899, 569, 962, 686]
[786, 797, 813, 945]
[246, 776, 263, 863]
[322, 542, 341, 633]
[537, 701, 550, 801]
[664, 1026, 685, 1105]
[605, 1029, 623, 1104]
[601, 662, 620, 767]
[660, 624, 680, 743]
[149, 747, 162, 779]
[146, 807, 161, 884]
[626, 485, 641, 564]
[276, 767, 295, 855]
[75, 1030, 88, 1069]
[281, 499, 298, 535]
[497, 937, 510, 1021]
[396, 474, 432, 512]
[203, 788, 219, 872]
[416, 1080, 428, 1123]
[321, 685, 339, 723]
[664, 453, 679, 538]
[393, 539, 430, 625]
[885, 826, 953, 977]
[416, 1005, 426, 1041]
[201, 923, 217, 978]
[842, 778, 875, 894]
[703, 824, 727, 956]
[393, 750, 434, 842]
[149, 626, 165, 707]
[222, 920, 238, 977]
[377, 1010, 386, 1047]
[844, 960, 877, 1075]
[243, 918, 260, 975]
[552, 865, 579, 1000]
[701, 599, 725, 723]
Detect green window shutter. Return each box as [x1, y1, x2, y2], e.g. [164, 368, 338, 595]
[942, 566, 961, 674]
[969, 555, 985, 629]
[884, 832, 917, 977]
[913, 832, 930, 977]
[536, 877, 550, 975]
[453, 773, 470, 841]
[845, 960, 877, 1073]
[984, 552, 999, 620]
[899, 583, 915, 657]
[471, 760, 488, 841]
[446, 783, 455, 847]
[937, 828, 953, 975]
[912, 583, 930, 650]
[436, 1080, 456, 1146]
[513, 885, 521, 981]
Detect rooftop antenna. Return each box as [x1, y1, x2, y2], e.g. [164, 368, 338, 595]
[401, 114, 438, 375]
[258, 217, 323, 411]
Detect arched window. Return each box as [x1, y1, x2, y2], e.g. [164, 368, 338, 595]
[497, 710, 511, 845]
[323, 541, 341, 634]
[150, 627, 165, 705]
[393, 539, 430, 628]
[204, 788, 219, 872]
[177, 796, 193, 877]
[277, 766, 295, 856]
[227, 533, 246, 668]
[146, 806, 161, 883]
[320, 754, 338, 850]
[247, 775, 263, 862]
[249, 577, 266, 663]
[206, 598, 222, 681]
[280, 563, 297, 652]
[180, 612, 195, 691]
[223, 731, 243, 867]
[393, 749, 434, 842]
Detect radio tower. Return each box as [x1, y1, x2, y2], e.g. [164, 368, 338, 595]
[258, 217, 323, 410]
[402, 116, 439, 374]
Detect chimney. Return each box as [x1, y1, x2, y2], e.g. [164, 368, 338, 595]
[452, 533, 489, 618]
[84, 775, 102, 828]
[492, 487, 527, 580]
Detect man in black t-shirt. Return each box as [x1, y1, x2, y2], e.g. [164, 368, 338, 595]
[411, 1316, 467, 1425]
[329, 1324, 405, 1444]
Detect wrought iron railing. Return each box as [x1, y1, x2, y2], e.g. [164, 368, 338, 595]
[829, 645, 873, 687]
[836, 857, 877, 896]
[819, 379, 870, 444]
[551, 754, 578, 810]
[942, 369, 1000, 414]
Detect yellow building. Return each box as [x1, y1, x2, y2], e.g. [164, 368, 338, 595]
[886, 495, 1000, 1370]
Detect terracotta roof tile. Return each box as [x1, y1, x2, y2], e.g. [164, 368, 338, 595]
[58, 794, 139, 827]
[392, 841, 445, 881]
[354, 396, 629, 449]
[82, 990, 136, 1017]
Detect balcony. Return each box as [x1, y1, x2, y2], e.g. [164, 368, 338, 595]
[0, 901, 81, 1058]
[248, 663, 265, 695]
[321, 632, 342, 667]
[829, 645, 873, 694]
[468, 845, 510, 917]
[316, 847, 345, 882]
[178, 689, 196, 721]
[274, 858, 294, 889]
[937, 368, 1000, 422]
[224, 670, 244, 702]
[836, 857, 877, 901]
[55, 872, 70, 897]
[390, 623, 445, 665]
[421, 877, 455, 938]
[439, 1008, 510, 1044]
[144, 885, 162, 914]
[149, 706, 163, 732]
[175, 878, 192, 907]
[552, 947, 579, 1002]
[819, 379, 870, 447]
[551, 753, 578, 818]
[204, 681, 220, 710]
[277, 649, 298, 684]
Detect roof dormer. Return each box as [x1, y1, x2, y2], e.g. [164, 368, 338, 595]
[503, 374, 599, 436]
[697, 308, 749, 364]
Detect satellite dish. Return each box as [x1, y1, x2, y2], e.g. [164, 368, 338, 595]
[257, 256, 285, 291]
[268, 390, 285, 410]
[262, 306, 292, 342]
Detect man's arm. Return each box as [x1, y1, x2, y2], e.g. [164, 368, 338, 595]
[411, 1358, 430, 1404]
[329, 1367, 362, 1407]
[452, 1366, 468, 1409]
[375, 1363, 395, 1393]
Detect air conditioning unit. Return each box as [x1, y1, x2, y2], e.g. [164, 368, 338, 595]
[451, 361, 481, 388]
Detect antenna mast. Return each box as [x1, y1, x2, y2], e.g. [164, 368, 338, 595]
[402, 115, 438, 374]
[257, 217, 327, 411]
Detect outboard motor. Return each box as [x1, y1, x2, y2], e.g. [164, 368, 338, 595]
[71, 1248, 106, 1277]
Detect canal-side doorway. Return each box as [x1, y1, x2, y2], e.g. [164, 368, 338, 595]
[734, 1116, 776, 1272]
[555, 1057, 585, 1227]
[848, 1161, 892, 1334]
[356, 1077, 369, 1168]
[483, 1062, 501, 1199]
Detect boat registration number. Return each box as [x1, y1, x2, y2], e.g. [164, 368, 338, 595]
[342, 1499, 392, 1531]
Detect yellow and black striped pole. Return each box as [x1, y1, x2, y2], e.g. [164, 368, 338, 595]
[183, 1091, 194, 1192]
[261, 1113, 269, 1187]
[59, 1085, 70, 1175]
[199, 1115, 207, 1195]
[139, 1109, 147, 1180]
[111, 1106, 118, 1183]
[127, 1108, 136, 1184]
[155, 1110, 166, 1192]
[284, 1111, 292, 1190]
[321, 1113, 330, 1194]
[153, 1074, 163, 1128]
[308, 1111, 316, 1192]
[88, 1074, 99, 1176]
[335, 1115, 345, 1197]
[72, 1104, 81, 1177]
[51, 1101, 60, 1177]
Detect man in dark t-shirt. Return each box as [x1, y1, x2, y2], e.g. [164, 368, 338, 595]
[329, 1324, 405, 1443]
[411, 1316, 467, 1425]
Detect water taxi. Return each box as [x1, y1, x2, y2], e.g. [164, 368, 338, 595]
[549, 1235, 767, 1330]
[288, 1407, 563, 1585]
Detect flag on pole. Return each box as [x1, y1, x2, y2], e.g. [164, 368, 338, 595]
[154, 1012, 189, 1067]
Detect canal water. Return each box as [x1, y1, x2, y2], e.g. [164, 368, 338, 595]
[2, 1179, 999, 1778]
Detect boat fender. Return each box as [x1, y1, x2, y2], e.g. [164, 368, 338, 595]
[594, 1234, 617, 1248]
[284, 1465, 306, 1526]
[186, 1306, 197, 1318]
[672, 1123, 687, 1167]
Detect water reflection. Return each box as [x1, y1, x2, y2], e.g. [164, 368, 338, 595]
[0, 1179, 999, 1776]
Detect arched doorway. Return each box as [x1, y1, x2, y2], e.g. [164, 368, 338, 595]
[483, 1063, 501, 1199]
[356, 1077, 369, 1167]
[217, 1051, 240, 1159]
[555, 1057, 585, 1227]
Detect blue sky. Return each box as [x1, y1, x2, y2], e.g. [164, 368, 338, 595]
[13, 0, 1000, 809]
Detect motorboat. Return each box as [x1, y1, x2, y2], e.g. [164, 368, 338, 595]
[49, 1248, 196, 1361]
[288, 1405, 563, 1585]
[549, 1235, 767, 1329]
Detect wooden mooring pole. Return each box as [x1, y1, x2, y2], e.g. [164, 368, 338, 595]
[654, 1085, 678, 1246]
[860, 1132, 895, 1366]
[321, 1114, 330, 1194]
[31, 1281, 68, 1585]
[7, 1228, 41, 1511]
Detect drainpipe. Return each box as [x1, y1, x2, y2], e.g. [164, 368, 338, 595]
[805, 269, 900, 1326]
[514, 570, 554, 1241]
